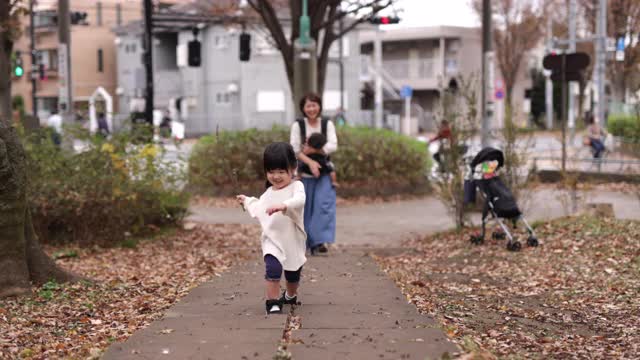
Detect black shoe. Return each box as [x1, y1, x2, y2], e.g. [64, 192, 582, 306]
[279, 290, 297, 305]
[266, 299, 283, 314]
[316, 244, 328, 253]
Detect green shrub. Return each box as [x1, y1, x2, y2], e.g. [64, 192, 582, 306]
[188, 126, 430, 197]
[608, 114, 640, 141]
[24, 126, 189, 246]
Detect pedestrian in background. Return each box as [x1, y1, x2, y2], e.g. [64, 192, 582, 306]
[290, 93, 338, 255]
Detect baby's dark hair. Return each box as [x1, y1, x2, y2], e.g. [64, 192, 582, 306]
[264, 142, 297, 173]
[307, 133, 327, 150]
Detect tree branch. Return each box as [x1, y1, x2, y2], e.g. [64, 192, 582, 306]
[313, 0, 392, 33]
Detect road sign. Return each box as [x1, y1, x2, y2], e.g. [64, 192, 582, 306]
[494, 79, 504, 100]
[543, 52, 590, 72]
[616, 37, 625, 62]
[400, 85, 412, 99]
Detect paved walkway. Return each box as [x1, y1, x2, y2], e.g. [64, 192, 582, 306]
[104, 189, 639, 359]
[188, 188, 640, 247]
[103, 248, 458, 360]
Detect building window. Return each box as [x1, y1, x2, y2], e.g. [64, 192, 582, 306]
[116, 3, 122, 26]
[216, 92, 231, 105]
[96, 2, 103, 26]
[255, 33, 278, 55]
[37, 97, 59, 114]
[34, 11, 57, 28]
[329, 37, 350, 58]
[214, 34, 230, 49]
[257, 91, 285, 112]
[323, 90, 348, 111]
[97, 49, 103, 72]
[40, 49, 58, 71]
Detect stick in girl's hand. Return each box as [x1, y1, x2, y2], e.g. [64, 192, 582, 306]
[232, 169, 245, 211]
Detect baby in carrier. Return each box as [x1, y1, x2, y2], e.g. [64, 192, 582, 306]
[298, 133, 338, 187]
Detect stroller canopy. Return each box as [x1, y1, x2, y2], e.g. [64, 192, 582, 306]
[470, 147, 504, 170]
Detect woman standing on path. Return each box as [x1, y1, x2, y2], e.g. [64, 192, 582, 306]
[290, 93, 338, 255]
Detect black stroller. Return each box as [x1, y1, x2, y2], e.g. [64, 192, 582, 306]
[466, 147, 539, 251]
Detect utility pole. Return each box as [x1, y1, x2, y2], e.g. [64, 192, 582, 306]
[373, 29, 382, 129]
[593, 0, 607, 126]
[57, 0, 72, 122]
[568, 0, 577, 140]
[143, 0, 154, 125]
[545, 17, 553, 129]
[30, 0, 37, 118]
[293, 0, 317, 116]
[481, 0, 494, 147]
[338, 13, 344, 112]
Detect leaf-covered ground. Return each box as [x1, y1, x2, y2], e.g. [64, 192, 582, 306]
[375, 216, 640, 359]
[0, 224, 260, 359]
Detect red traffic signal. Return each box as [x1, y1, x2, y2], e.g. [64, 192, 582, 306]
[369, 16, 400, 25]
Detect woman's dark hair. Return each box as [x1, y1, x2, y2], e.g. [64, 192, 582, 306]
[264, 142, 297, 174]
[299, 92, 323, 118]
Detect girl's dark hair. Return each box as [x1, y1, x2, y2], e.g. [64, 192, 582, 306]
[264, 142, 297, 174]
[299, 92, 323, 118]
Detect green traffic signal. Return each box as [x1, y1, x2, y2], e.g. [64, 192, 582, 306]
[14, 65, 24, 77]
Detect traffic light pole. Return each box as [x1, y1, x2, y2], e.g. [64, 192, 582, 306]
[561, 53, 567, 172]
[481, 0, 494, 147]
[594, 0, 607, 126]
[58, 0, 73, 122]
[545, 17, 553, 129]
[30, 0, 37, 118]
[143, 0, 154, 125]
[293, 0, 317, 116]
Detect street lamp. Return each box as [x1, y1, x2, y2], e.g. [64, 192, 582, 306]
[293, 0, 317, 115]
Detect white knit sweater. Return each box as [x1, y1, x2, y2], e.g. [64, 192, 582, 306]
[243, 181, 307, 271]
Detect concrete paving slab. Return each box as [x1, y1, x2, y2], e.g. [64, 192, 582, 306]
[287, 249, 458, 359]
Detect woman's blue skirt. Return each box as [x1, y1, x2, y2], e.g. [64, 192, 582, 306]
[300, 175, 336, 249]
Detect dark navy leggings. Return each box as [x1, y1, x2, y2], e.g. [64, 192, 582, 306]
[264, 254, 302, 283]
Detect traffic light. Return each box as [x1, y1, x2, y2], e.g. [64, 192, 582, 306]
[239, 32, 251, 62]
[70, 11, 88, 25]
[368, 16, 400, 25]
[13, 51, 24, 77]
[188, 39, 201, 67]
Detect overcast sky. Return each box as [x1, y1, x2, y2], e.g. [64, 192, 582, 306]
[386, 0, 479, 28]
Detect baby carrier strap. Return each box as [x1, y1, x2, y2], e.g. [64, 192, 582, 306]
[296, 117, 329, 141]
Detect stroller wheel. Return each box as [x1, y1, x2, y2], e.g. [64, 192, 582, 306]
[470, 234, 484, 245]
[506, 241, 522, 252]
[527, 236, 539, 247]
[492, 231, 506, 240]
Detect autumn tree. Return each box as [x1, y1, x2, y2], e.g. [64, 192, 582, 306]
[0, 0, 77, 298]
[241, 0, 395, 98]
[474, 0, 548, 108]
[579, 0, 640, 104]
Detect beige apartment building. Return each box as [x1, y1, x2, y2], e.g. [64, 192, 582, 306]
[360, 26, 532, 132]
[12, 0, 184, 121]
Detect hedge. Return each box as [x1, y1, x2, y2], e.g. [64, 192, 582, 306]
[188, 126, 431, 197]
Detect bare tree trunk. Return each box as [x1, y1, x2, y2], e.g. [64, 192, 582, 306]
[0, 18, 12, 122]
[0, 127, 78, 299]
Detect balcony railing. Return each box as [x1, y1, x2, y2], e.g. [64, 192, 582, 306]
[382, 60, 409, 78]
[381, 58, 440, 79]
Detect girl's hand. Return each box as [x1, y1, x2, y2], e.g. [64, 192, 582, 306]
[236, 195, 246, 205]
[266, 204, 287, 216]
